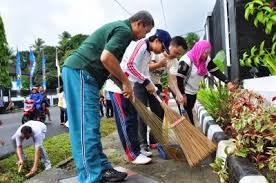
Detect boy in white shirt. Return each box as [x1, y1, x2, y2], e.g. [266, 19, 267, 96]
[11, 120, 51, 176]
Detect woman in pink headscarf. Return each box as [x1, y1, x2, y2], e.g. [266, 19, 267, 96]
[169, 40, 233, 125]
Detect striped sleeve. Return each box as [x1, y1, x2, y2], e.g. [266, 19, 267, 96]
[126, 40, 148, 83]
[207, 60, 219, 73]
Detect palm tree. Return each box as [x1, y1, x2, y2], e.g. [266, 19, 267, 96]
[58, 31, 72, 55]
[33, 38, 45, 52]
[58, 31, 71, 43]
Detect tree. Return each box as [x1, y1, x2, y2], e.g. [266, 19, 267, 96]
[60, 33, 88, 65]
[21, 75, 29, 90]
[33, 46, 57, 89]
[184, 32, 200, 50]
[0, 16, 11, 88]
[33, 38, 45, 52]
[58, 31, 72, 55]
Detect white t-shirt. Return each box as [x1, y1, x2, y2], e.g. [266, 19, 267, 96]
[11, 120, 47, 148]
[179, 54, 211, 95]
[103, 79, 122, 94]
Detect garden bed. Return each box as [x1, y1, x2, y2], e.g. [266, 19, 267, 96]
[196, 87, 275, 183]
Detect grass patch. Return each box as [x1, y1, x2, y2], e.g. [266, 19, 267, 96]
[0, 118, 116, 183]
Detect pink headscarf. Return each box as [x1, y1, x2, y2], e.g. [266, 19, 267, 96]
[187, 40, 212, 76]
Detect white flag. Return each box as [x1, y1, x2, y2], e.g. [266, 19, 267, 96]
[56, 48, 61, 77]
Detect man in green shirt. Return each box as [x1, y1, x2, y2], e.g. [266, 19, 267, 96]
[62, 11, 154, 183]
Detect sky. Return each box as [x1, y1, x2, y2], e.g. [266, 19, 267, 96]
[0, 0, 216, 51]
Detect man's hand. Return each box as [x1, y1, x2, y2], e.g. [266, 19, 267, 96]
[18, 159, 24, 174]
[25, 166, 38, 177]
[18, 159, 24, 166]
[158, 58, 168, 68]
[145, 83, 156, 94]
[176, 94, 185, 105]
[122, 80, 133, 100]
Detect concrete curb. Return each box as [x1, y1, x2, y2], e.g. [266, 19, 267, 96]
[194, 101, 268, 183]
[55, 156, 73, 168]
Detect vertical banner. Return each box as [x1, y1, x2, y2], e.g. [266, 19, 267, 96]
[15, 49, 21, 90]
[29, 49, 36, 90]
[42, 53, 46, 90]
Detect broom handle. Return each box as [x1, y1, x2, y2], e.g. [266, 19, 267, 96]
[153, 92, 163, 103]
[153, 92, 190, 121]
[179, 105, 187, 115]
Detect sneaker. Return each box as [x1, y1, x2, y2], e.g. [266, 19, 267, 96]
[132, 154, 152, 165]
[140, 147, 152, 157]
[44, 161, 52, 170]
[102, 168, 127, 182]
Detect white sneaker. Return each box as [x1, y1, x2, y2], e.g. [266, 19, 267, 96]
[132, 154, 152, 165]
[140, 148, 152, 157]
[44, 161, 52, 170]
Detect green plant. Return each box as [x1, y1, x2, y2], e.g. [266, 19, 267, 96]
[240, 41, 276, 75]
[267, 147, 276, 171]
[240, 0, 276, 75]
[229, 89, 276, 170]
[197, 86, 231, 128]
[244, 0, 275, 34]
[160, 72, 168, 89]
[213, 50, 226, 73]
[210, 157, 229, 183]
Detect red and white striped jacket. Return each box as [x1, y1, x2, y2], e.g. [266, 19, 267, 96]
[120, 39, 152, 85]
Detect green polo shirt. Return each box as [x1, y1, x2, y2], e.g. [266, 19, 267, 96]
[64, 19, 134, 87]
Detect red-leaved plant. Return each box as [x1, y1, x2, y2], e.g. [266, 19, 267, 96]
[229, 90, 276, 170]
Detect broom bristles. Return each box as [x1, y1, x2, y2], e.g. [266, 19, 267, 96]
[131, 98, 183, 159]
[161, 102, 217, 166]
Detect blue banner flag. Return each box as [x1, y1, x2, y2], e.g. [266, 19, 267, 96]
[29, 49, 36, 90]
[16, 49, 21, 90]
[42, 53, 46, 90]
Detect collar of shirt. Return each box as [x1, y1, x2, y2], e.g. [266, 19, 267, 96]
[124, 19, 135, 41]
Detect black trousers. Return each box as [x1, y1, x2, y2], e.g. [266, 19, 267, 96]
[105, 100, 113, 117]
[99, 103, 104, 116]
[134, 83, 164, 147]
[60, 107, 68, 123]
[182, 94, 197, 125]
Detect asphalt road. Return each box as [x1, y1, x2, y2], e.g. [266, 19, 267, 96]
[0, 107, 68, 159]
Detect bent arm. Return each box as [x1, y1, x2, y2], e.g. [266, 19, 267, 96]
[101, 50, 129, 84]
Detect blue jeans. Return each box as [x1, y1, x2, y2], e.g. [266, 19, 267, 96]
[62, 67, 112, 183]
